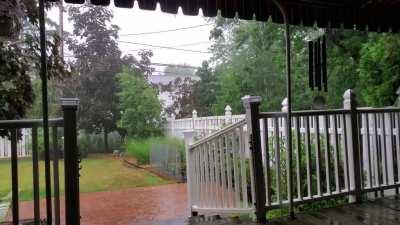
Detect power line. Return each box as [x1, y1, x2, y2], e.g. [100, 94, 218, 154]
[128, 41, 211, 52]
[118, 40, 211, 54]
[151, 70, 197, 76]
[150, 62, 198, 69]
[119, 23, 212, 36]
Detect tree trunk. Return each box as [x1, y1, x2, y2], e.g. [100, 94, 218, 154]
[103, 129, 109, 152]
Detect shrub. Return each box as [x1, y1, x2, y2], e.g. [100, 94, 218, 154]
[124, 137, 184, 165]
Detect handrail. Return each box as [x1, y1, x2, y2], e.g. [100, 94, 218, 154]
[189, 119, 246, 149]
[0, 118, 64, 128]
[259, 109, 351, 118]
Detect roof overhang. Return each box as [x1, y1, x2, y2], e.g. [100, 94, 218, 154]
[47, 0, 400, 32]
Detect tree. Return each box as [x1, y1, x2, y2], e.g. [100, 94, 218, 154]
[0, 0, 69, 137]
[192, 61, 217, 116]
[358, 34, 400, 107]
[66, 4, 122, 151]
[117, 68, 163, 138]
[164, 77, 197, 118]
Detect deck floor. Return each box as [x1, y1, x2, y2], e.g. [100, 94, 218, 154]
[187, 195, 400, 225]
[270, 195, 400, 225]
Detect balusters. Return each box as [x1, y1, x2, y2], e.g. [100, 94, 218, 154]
[381, 113, 389, 185]
[219, 136, 227, 208]
[52, 126, 61, 225]
[314, 116, 322, 196]
[263, 119, 272, 206]
[373, 113, 381, 189]
[305, 116, 312, 198]
[232, 132, 241, 207]
[342, 114, 350, 192]
[332, 115, 341, 193]
[295, 116, 302, 200]
[11, 129, 19, 225]
[274, 117, 281, 204]
[238, 126, 249, 208]
[365, 113, 373, 188]
[324, 115, 331, 195]
[32, 127, 40, 225]
[213, 139, 221, 208]
[225, 134, 233, 207]
[397, 112, 400, 184]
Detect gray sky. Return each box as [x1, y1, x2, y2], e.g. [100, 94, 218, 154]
[48, 3, 213, 68]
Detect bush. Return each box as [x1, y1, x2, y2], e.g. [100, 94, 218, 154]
[77, 131, 124, 155]
[124, 137, 184, 165]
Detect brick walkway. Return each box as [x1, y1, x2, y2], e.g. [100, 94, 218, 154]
[13, 184, 188, 225]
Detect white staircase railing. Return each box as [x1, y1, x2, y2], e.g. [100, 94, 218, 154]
[185, 119, 255, 215]
[184, 89, 400, 222]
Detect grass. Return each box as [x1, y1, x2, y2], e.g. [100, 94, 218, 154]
[0, 154, 172, 202]
[125, 137, 184, 165]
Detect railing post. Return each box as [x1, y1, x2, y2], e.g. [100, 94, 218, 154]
[61, 98, 80, 225]
[343, 90, 362, 203]
[170, 114, 176, 137]
[242, 95, 266, 223]
[192, 110, 198, 130]
[183, 130, 197, 216]
[225, 105, 232, 125]
[396, 87, 400, 107]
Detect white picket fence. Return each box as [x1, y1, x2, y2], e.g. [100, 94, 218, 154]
[0, 129, 31, 158]
[165, 105, 245, 139]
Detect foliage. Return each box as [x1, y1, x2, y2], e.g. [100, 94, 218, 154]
[64, 4, 122, 151]
[164, 77, 197, 118]
[190, 17, 399, 117]
[0, 42, 33, 123]
[78, 130, 123, 154]
[0, 1, 69, 137]
[124, 137, 184, 165]
[64, 4, 156, 150]
[358, 34, 400, 107]
[117, 68, 163, 138]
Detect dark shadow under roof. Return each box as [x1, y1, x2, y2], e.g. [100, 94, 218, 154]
[49, 0, 400, 32]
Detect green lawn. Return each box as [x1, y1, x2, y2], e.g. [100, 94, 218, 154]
[0, 154, 172, 202]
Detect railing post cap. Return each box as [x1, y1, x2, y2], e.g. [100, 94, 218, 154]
[343, 89, 357, 109]
[60, 98, 79, 108]
[343, 89, 356, 100]
[192, 110, 198, 117]
[396, 86, 400, 95]
[225, 105, 232, 111]
[242, 95, 262, 105]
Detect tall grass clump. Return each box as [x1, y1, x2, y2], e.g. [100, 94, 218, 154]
[124, 137, 184, 165]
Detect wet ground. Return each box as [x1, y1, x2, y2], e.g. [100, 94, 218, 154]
[13, 184, 188, 225]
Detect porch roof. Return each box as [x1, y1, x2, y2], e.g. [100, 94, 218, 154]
[49, 0, 400, 32]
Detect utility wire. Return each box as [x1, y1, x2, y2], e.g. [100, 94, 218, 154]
[118, 40, 211, 54]
[119, 23, 212, 36]
[150, 62, 198, 69]
[128, 41, 211, 52]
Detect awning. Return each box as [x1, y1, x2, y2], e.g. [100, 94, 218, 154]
[47, 0, 400, 32]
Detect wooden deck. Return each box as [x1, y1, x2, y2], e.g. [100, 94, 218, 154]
[186, 196, 400, 225]
[270, 196, 400, 225]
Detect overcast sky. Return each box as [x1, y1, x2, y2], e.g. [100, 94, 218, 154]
[48, 3, 213, 68]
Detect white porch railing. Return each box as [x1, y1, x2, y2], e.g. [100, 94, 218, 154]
[184, 89, 400, 221]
